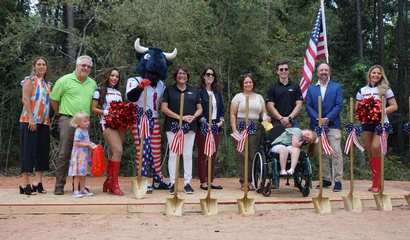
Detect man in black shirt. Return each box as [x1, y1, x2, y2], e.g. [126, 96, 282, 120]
[266, 60, 303, 130]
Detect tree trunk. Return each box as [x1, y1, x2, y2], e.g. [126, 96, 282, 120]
[395, 0, 408, 161]
[355, 0, 363, 60]
[63, 2, 76, 63]
[377, 0, 384, 66]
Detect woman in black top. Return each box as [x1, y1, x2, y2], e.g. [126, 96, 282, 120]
[196, 67, 224, 190]
[161, 66, 202, 194]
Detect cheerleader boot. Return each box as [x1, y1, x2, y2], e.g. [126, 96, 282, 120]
[103, 160, 112, 193]
[109, 161, 124, 196]
[370, 157, 381, 193]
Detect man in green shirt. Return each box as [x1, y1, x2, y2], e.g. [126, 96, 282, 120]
[271, 128, 317, 176]
[50, 55, 97, 195]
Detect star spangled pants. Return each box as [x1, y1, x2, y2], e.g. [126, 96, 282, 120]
[132, 118, 163, 180]
[166, 131, 196, 185]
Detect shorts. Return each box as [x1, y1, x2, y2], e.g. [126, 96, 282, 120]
[271, 144, 293, 154]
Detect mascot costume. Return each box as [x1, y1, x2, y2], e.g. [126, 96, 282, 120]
[126, 38, 177, 191]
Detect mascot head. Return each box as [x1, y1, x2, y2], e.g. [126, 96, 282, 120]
[134, 38, 177, 83]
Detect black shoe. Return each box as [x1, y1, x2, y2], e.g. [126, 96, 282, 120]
[183, 184, 194, 194]
[54, 186, 64, 195]
[146, 185, 153, 194]
[210, 184, 223, 190]
[19, 184, 36, 195]
[333, 181, 342, 192]
[32, 182, 47, 194]
[169, 184, 175, 195]
[200, 184, 208, 190]
[316, 180, 332, 189]
[153, 181, 170, 190]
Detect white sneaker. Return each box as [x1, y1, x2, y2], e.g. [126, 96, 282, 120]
[73, 190, 84, 198]
[80, 189, 94, 197]
[286, 168, 294, 176]
[280, 170, 287, 176]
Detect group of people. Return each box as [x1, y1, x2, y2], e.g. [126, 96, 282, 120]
[18, 55, 398, 197]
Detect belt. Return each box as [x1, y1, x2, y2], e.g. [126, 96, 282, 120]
[59, 113, 73, 118]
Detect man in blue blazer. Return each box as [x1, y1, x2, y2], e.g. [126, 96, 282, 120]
[306, 63, 344, 192]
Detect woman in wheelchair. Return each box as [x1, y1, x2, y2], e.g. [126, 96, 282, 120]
[270, 128, 317, 177]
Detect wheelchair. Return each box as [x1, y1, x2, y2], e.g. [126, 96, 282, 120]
[251, 127, 313, 197]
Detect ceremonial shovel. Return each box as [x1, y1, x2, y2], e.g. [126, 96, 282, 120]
[165, 93, 185, 216]
[342, 97, 362, 212]
[200, 95, 218, 215]
[374, 96, 392, 211]
[405, 97, 410, 206]
[237, 96, 255, 215]
[132, 88, 148, 199]
[312, 96, 332, 214]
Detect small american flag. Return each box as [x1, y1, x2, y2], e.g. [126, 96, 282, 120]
[321, 131, 334, 155]
[231, 128, 249, 153]
[380, 131, 388, 155]
[344, 130, 364, 154]
[170, 129, 184, 155]
[204, 129, 216, 157]
[140, 113, 150, 138]
[300, 1, 328, 98]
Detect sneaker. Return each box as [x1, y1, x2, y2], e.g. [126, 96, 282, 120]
[153, 180, 170, 190]
[72, 190, 84, 198]
[80, 188, 94, 197]
[183, 184, 194, 194]
[54, 186, 64, 195]
[333, 181, 342, 192]
[280, 170, 287, 176]
[169, 184, 175, 195]
[286, 168, 295, 176]
[147, 185, 153, 194]
[316, 180, 332, 189]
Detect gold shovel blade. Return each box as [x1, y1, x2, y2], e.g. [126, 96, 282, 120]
[342, 194, 362, 213]
[374, 193, 392, 211]
[200, 197, 218, 216]
[131, 177, 148, 199]
[237, 196, 255, 215]
[312, 196, 332, 214]
[405, 194, 410, 207]
[165, 196, 185, 216]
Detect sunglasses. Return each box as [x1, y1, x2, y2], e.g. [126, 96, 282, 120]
[205, 72, 215, 77]
[279, 68, 288, 72]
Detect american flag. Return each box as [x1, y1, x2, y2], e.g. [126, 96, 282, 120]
[231, 128, 249, 153]
[299, 2, 328, 98]
[204, 129, 216, 157]
[140, 113, 150, 138]
[344, 130, 364, 154]
[320, 131, 334, 155]
[170, 129, 184, 155]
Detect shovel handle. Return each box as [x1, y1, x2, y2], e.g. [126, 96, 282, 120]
[137, 88, 148, 180]
[207, 95, 213, 197]
[349, 97, 354, 195]
[244, 95, 250, 198]
[174, 93, 185, 198]
[318, 96, 323, 197]
[380, 96, 385, 194]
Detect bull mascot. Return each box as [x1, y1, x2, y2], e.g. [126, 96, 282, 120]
[126, 38, 177, 192]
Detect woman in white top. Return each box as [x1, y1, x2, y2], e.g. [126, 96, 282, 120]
[230, 73, 270, 190]
[92, 68, 125, 195]
[355, 65, 398, 193]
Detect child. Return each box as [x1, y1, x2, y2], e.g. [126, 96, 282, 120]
[270, 128, 317, 176]
[68, 112, 96, 198]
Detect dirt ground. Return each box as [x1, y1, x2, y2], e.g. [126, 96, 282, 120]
[2, 177, 410, 240]
[1, 208, 410, 240]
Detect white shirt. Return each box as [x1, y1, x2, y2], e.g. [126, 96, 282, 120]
[126, 77, 166, 118]
[356, 85, 395, 123]
[316, 80, 329, 100]
[231, 92, 268, 120]
[93, 87, 123, 126]
[207, 90, 217, 120]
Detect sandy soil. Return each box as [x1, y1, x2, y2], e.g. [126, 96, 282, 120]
[1, 208, 410, 240]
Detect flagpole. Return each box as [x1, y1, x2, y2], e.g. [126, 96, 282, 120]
[320, 0, 329, 64]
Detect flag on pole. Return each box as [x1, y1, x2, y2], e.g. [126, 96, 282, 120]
[170, 129, 184, 155]
[231, 128, 249, 153]
[139, 113, 150, 139]
[299, 0, 329, 98]
[204, 129, 216, 157]
[344, 129, 365, 154]
[320, 131, 334, 156]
